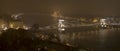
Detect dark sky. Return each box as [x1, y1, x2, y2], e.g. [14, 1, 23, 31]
[0, 0, 120, 26]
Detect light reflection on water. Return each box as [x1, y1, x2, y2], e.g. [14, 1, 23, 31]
[59, 30, 100, 46]
[58, 28, 120, 51]
[99, 29, 109, 43]
[98, 29, 109, 51]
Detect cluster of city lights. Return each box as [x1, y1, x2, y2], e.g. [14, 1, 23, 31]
[100, 19, 107, 27]
[0, 23, 29, 31]
[58, 19, 66, 31]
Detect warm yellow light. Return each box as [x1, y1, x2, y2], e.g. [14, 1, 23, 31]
[16, 26, 20, 29]
[23, 26, 29, 30]
[93, 19, 98, 22]
[3, 27, 8, 30]
[1, 24, 5, 28]
[10, 24, 14, 28]
[51, 11, 61, 18]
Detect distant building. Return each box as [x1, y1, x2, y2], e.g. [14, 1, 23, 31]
[0, 14, 28, 30]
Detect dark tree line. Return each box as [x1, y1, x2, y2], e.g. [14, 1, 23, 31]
[0, 28, 41, 51]
[0, 28, 78, 51]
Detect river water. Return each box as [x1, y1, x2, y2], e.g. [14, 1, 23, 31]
[58, 28, 120, 51]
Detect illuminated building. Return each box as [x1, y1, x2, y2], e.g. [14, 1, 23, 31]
[0, 13, 29, 30]
[58, 19, 65, 31]
[100, 19, 107, 28]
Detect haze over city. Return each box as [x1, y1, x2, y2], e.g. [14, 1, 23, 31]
[0, 0, 120, 51]
[0, 0, 120, 25]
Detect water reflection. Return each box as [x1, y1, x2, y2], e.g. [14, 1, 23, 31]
[98, 29, 109, 51]
[57, 28, 120, 51]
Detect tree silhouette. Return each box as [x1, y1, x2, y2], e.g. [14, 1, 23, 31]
[0, 28, 38, 51]
[0, 28, 78, 51]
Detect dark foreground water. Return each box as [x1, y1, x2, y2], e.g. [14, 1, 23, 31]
[58, 28, 120, 51]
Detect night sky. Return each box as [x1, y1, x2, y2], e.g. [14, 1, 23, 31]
[0, 0, 120, 26]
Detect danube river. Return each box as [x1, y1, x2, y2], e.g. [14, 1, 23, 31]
[57, 28, 120, 51]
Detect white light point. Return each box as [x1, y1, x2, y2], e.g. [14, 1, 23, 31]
[3, 27, 8, 30]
